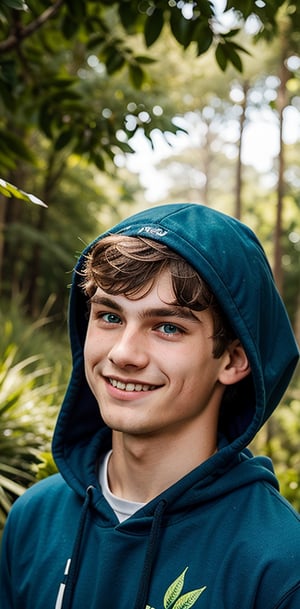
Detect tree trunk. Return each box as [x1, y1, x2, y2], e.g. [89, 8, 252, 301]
[26, 148, 66, 317]
[0, 195, 7, 293]
[26, 205, 47, 317]
[234, 81, 249, 220]
[1, 175, 25, 302]
[274, 37, 290, 295]
[202, 117, 213, 206]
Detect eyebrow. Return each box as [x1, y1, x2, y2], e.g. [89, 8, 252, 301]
[89, 295, 122, 311]
[89, 295, 201, 323]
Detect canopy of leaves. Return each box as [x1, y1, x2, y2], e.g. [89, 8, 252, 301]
[0, 0, 299, 175]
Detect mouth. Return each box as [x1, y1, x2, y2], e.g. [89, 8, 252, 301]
[107, 377, 159, 392]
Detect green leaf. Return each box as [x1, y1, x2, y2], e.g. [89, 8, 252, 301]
[119, 3, 139, 31]
[134, 55, 157, 65]
[0, 475, 26, 496]
[0, 463, 33, 483]
[223, 27, 241, 38]
[54, 129, 74, 151]
[39, 108, 54, 139]
[195, 24, 213, 56]
[92, 153, 105, 171]
[86, 34, 106, 50]
[2, 0, 28, 10]
[164, 568, 188, 609]
[116, 141, 134, 154]
[223, 39, 251, 56]
[144, 9, 164, 47]
[65, 0, 86, 21]
[229, 51, 243, 72]
[32, 452, 58, 480]
[215, 43, 227, 71]
[197, 0, 214, 18]
[128, 63, 145, 89]
[173, 588, 206, 609]
[106, 51, 125, 75]
[62, 15, 80, 39]
[224, 42, 243, 72]
[170, 8, 193, 48]
[0, 179, 47, 207]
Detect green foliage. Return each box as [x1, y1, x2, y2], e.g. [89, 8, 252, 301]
[272, 388, 300, 510]
[0, 345, 57, 529]
[0, 302, 70, 531]
[0, 0, 292, 177]
[251, 372, 300, 511]
[0, 0, 28, 13]
[145, 8, 164, 47]
[0, 1, 186, 176]
[32, 451, 58, 481]
[215, 39, 250, 72]
[0, 151, 142, 319]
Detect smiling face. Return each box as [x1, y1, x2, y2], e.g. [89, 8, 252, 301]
[84, 270, 229, 445]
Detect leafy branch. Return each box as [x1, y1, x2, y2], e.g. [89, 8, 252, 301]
[0, 0, 64, 54]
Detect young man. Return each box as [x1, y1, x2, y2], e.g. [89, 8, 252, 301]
[1, 203, 299, 609]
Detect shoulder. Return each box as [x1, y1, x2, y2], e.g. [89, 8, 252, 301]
[5, 474, 76, 529]
[237, 479, 300, 553]
[218, 468, 300, 575]
[10, 473, 66, 507]
[2, 474, 83, 559]
[259, 482, 300, 538]
[237, 482, 300, 604]
[259, 492, 300, 567]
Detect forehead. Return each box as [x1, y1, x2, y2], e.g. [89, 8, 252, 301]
[89, 271, 214, 329]
[92, 268, 176, 304]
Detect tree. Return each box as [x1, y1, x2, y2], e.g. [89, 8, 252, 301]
[1, 0, 300, 174]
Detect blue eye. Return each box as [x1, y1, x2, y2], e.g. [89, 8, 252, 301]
[159, 323, 181, 335]
[102, 313, 121, 324]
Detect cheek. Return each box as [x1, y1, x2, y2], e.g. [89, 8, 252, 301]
[84, 337, 99, 371]
[84, 327, 102, 356]
[83, 338, 92, 365]
[176, 355, 217, 392]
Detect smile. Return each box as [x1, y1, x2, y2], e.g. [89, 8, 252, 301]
[108, 378, 158, 392]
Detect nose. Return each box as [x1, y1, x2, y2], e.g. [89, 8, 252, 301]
[108, 326, 149, 369]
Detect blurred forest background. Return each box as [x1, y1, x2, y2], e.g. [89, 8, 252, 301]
[0, 0, 299, 531]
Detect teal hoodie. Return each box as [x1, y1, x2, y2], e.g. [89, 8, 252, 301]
[1, 203, 299, 609]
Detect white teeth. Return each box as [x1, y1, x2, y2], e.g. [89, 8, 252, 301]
[109, 378, 156, 392]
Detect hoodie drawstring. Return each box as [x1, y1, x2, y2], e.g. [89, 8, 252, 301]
[55, 492, 166, 609]
[55, 486, 94, 609]
[133, 499, 167, 609]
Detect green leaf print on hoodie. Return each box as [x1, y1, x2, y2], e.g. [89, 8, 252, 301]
[146, 567, 206, 609]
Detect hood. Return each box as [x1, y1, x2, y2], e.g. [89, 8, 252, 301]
[52, 203, 299, 494]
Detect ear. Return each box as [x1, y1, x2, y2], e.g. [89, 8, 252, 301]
[218, 339, 251, 386]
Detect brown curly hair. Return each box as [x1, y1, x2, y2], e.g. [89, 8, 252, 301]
[81, 235, 236, 358]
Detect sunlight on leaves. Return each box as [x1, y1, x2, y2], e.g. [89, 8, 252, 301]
[0, 178, 47, 207]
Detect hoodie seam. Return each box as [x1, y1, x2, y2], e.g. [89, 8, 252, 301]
[272, 581, 300, 609]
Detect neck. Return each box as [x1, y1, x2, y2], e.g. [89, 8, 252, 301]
[108, 425, 218, 503]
